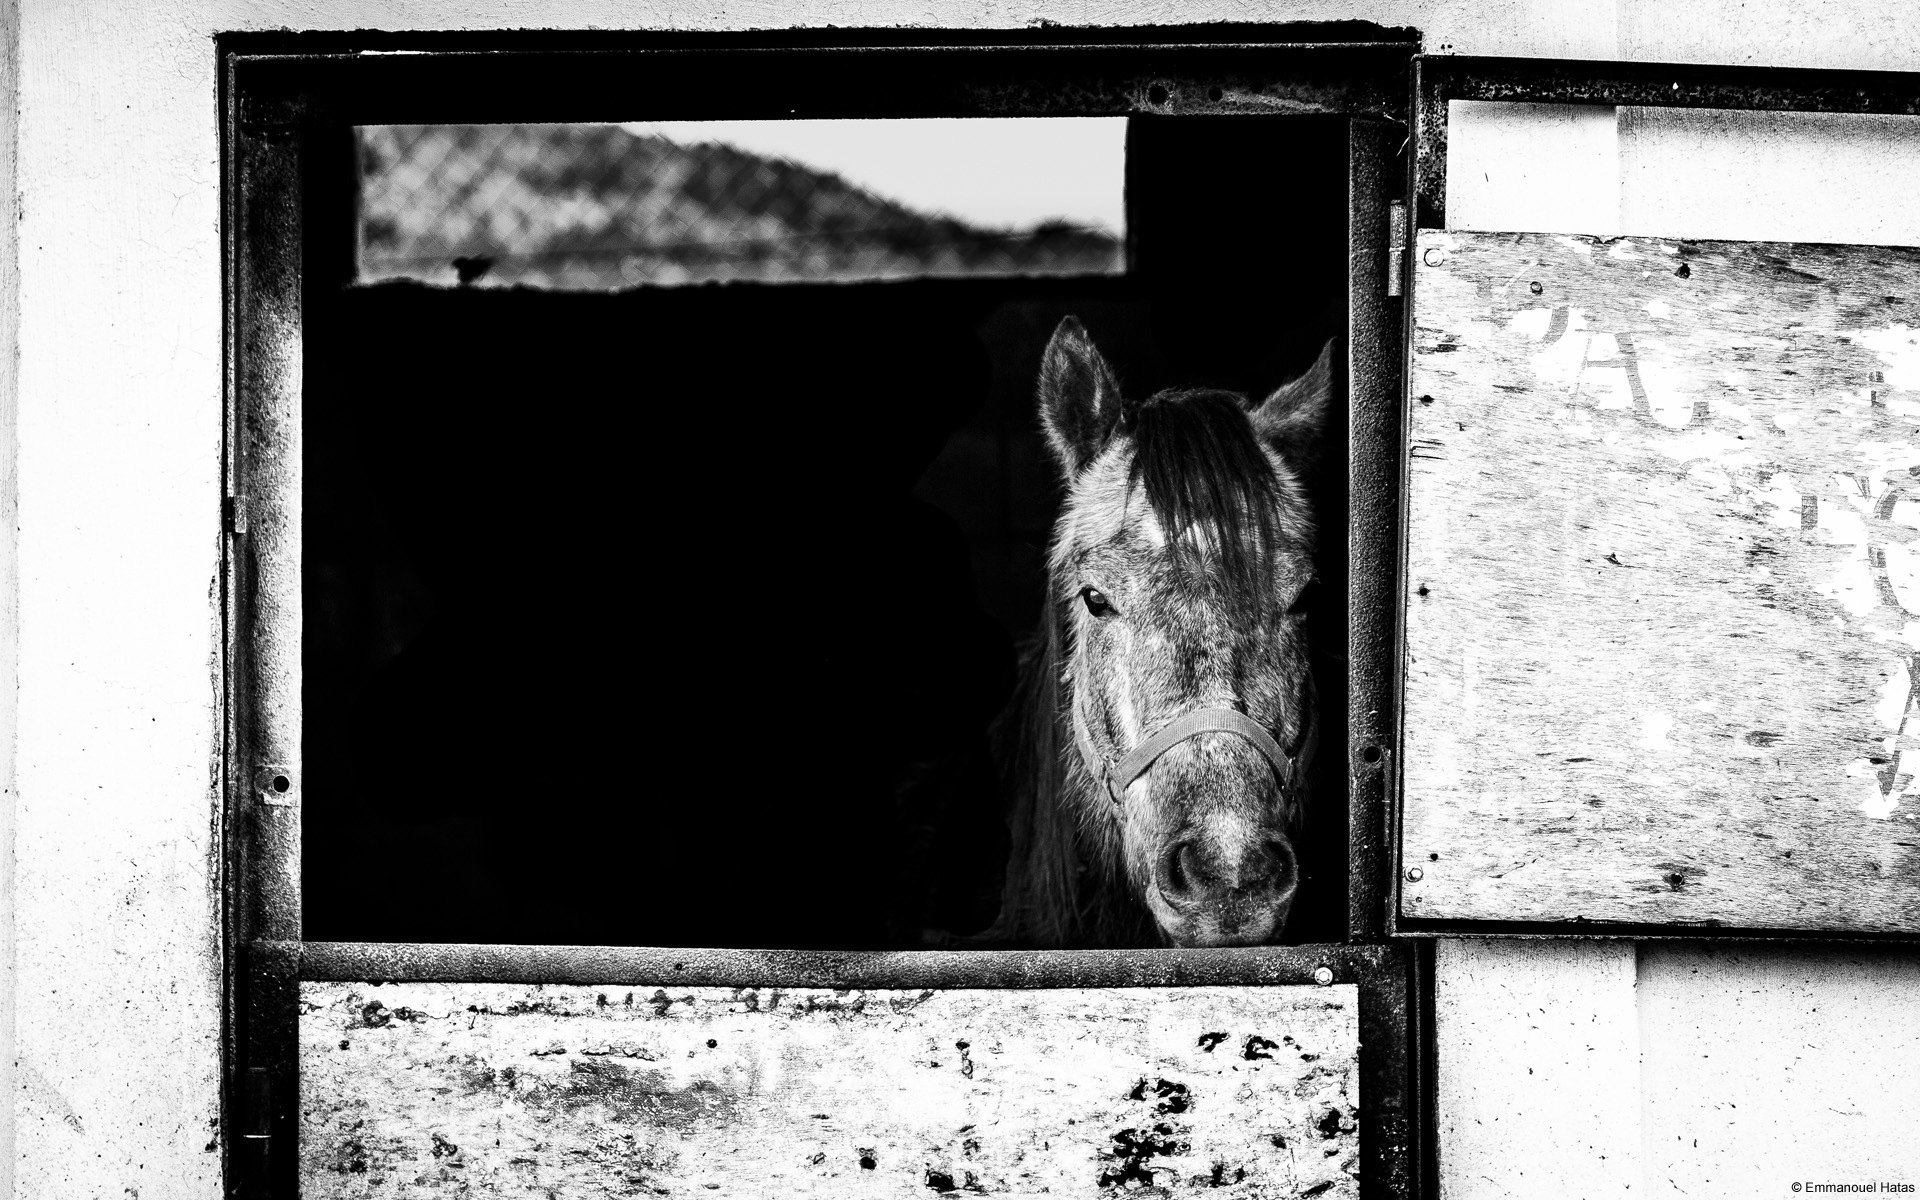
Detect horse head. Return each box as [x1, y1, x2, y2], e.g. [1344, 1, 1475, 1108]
[1038, 316, 1329, 948]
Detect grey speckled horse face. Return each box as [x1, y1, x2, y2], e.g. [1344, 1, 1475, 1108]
[1039, 317, 1330, 947]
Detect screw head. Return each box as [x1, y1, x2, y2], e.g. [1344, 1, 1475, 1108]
[1405, 866, 1424, 883]
[1312, 966, 1334, 986]
[1422, 246, 1446, 268]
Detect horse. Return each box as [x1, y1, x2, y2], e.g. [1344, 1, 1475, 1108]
[976, 316, 1332, 949]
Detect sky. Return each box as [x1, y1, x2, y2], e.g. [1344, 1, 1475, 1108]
[618, 117, 1127, 233]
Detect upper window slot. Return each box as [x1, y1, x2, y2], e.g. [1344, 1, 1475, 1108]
[355, 118, 1128, 289]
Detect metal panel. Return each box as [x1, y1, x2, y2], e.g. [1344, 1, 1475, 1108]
[301, 981, 1362, 1197]
[294, 942, 1415, 1196]
[1402, 229, 1920, 934]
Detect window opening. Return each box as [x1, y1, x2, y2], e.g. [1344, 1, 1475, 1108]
[302, 114, 1355, 951]
[355, 118, 1128, 289]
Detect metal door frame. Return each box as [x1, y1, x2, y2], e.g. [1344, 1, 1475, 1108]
[221, 28, 1424, 1196]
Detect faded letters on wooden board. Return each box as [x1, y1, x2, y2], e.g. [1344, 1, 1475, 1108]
[1405, 230, 1920, 931]
[301, 982, 1359, 1197]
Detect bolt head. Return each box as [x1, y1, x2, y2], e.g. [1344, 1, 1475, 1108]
[1312, 966, 1334, 986]
[1422, 247, 1446, 268]
[1405, 866, 1424, 883]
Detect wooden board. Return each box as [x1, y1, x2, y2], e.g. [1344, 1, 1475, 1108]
[300, 981, 1360, 1197]
[1404, 230, 1920, 931]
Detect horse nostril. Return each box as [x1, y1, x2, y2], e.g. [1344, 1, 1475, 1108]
[1162, 839, 1214, 900]
[1164, 840, 1191, 897]
[1162, 836, 1296, 904]
[1265, 838, 1299, 894]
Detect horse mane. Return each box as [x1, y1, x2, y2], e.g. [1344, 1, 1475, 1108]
[975, 388, 1295, 949]
[975, 605, 1156, 948]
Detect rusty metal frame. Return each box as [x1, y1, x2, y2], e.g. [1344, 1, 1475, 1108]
[1398, 55, 1920, 943]
[224, 52, 308, 1199]
[294, 940, 1421, 1197]
[225, 26, 1419, 127]
[1348, 117, 1405, 945]
[222, 28, 1424, 1198]
[298, 938, 1388, 988]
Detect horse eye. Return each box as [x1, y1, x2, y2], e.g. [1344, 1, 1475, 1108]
[1081, 586, 1114, 617]
[1287, 578, 1320, 616]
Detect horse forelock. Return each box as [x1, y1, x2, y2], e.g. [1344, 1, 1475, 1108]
[1051, 388, 1314, 623]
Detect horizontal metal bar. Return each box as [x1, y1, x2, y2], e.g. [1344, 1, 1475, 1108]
[1424, 53, 1920, 114]
[219, 23, 1422, 57]
[294, 940, 1397, 989]
[234, 42, 1423, 62]
[1394, 918, 1920, 943]
[231, 41, 1413, 128]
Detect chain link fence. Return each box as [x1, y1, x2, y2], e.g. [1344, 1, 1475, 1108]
[356, 124, 1124, 290]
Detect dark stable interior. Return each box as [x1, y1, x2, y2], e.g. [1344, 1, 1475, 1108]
[301, 116, 1352, 948]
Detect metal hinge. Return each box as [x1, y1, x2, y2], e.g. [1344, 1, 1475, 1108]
[225, 493, 249, 535]
[1386, 200, 1409, 298]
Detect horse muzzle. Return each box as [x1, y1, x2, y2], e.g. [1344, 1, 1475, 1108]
[1073, 699, 1314, 947]
[1148, 829, 1298, 948]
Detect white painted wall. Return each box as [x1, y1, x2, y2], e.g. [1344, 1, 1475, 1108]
[1637, 943, 1920, 1192]
[1436, 941, 1645, 1193]
[3, 1, 1920, 1196]
[0, 5, 16, 1200]
[1452, 103, 1920, 248]
[1438, 940, 1920, 1196]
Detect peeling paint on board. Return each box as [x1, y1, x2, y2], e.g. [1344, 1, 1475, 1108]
[300, 982, 1360, 1198]
[1405, 231, 1920, 930]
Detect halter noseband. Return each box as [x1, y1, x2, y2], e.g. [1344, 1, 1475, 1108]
[1071, 684, 1316, 808]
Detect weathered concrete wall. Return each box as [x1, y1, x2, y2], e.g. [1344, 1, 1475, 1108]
[1617, 108, 1920, 246]
[10, 4, 231, 1191]
[1437, 940, 1920, 1195]
[0, 5, 15, 1199]
[1453, 104, 1920, 247]
[1435, 941, 1644, 1195]
[1637, 943, 1920, 1193]
[1449, 101, 1621, 235]
[5, 1, 1920, 1196]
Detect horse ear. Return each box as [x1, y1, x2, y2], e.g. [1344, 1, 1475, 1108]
[1251, 339, 1335, 470]
[1037, 316, 1124, 476]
